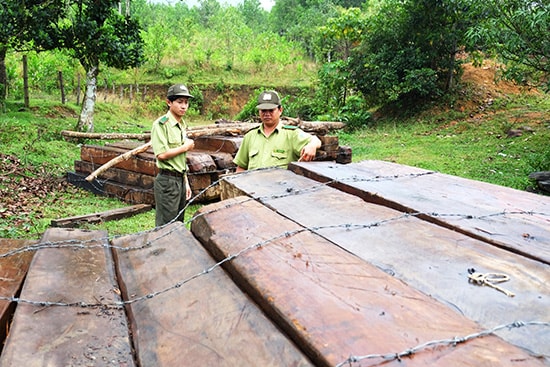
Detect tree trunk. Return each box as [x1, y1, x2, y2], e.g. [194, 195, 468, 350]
[23, 55, 29, 108]
[0, 46, 7, 103]
[76, 65, 99, 132]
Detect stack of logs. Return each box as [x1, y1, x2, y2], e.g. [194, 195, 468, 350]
[65, 119, 352, 204]
[529, 171, 550, 195]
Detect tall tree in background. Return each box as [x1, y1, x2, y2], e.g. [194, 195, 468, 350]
[270, 0, 337, 59]
[0, 0, 65, 103]
[39, 0, 144, 132]
[349, 0, 476, 107]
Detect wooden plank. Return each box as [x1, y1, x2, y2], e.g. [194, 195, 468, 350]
[51, 204, 152, 228]
[191, 196, 544, 367]
[81, 144, 157, 176]
[100, 180, 154, 205]
[0, 239, 36, 347]
[186, 151, 217, 173]
[111, 222, 313, 367]
[208, 151, 236, 170]
[289, 160, 550, 264]
[0, 228, 135, 366]
[75, 160, 155, 188]
[188, 172, 220, 202]
[220, 168, 550, 358]
[193, 135, 242, 154]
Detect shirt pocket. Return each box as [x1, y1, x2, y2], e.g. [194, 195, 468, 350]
[249, 149, 259, 159]
[271, 149, 288, 160]
[167, 131, 182, 148]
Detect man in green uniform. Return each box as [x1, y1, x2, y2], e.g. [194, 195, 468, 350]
[233, 90, 321, 172]
[150, 84, 195, 226]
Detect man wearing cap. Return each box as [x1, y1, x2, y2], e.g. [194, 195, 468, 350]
[233, 90, 321, 172]
[150, 84, 195, 226]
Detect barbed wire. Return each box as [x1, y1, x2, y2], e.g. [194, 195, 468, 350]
[3, 166, 548, 261]
[2, 168, 549, 362]
[334, 320, 550, 366]
[1, 207, 547, 306]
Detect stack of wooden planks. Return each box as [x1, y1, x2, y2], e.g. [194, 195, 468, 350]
[1, 160, 548, 366]
[67, 134, 351, 205]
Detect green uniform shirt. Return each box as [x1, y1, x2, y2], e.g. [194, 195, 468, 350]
[150, 111, 188, 173]
[233, 122, 313, 170]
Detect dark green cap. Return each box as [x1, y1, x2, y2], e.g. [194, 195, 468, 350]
[257, 90, 281, 109]
[167, 84, 193, 98]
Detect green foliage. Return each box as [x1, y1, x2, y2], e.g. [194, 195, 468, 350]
[234, 89, 263, 121]
[348, 0, 475, 107]
[465, 0, 549, 90]
[338, 92, 550, 190]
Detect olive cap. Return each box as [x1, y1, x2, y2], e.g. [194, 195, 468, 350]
[257, 90, 281, 109]
[167, 84, 193, 99]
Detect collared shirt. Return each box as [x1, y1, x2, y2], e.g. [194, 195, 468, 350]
[233, 122, 313, 170]
[150, 110, 188, 173]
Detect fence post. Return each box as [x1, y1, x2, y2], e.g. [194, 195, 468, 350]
[58, 71, 66, 104]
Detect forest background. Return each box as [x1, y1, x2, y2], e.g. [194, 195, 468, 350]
[0, 0, 548, 238]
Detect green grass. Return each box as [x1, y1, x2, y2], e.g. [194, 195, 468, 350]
[1, 90, 549, 240]
[338, 93, 550, 190]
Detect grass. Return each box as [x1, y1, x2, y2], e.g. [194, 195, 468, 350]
[1, 89, 549, 240]
[338, 93, 550, 190]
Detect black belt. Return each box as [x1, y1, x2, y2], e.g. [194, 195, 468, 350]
[159, 169, 184, 177]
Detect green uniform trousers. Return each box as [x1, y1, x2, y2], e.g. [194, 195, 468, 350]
[154, 173, 187, 226]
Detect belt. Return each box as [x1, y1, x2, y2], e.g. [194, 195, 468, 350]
[159, 169, 184, 177]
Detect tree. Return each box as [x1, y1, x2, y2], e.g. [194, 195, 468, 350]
[270, 0, 338, 59]
[0, 0, 65, 103]
[466, 0, 549, 90]
[36, 0, 144, 132]
[348, 0, 476, 107]
[315, 7, 366, 109]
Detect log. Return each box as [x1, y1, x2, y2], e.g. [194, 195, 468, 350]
[75, 160, 155, 188]
[282, 116, 346, 133]
[67, 171, 155, 205]
[0, 228, 135, 366]
[111, 222, 314, 367]
[191, 196, 543, 366]
[61, 130, 151, 141]
[62, 120, 345, 142]
[50, 203, 152, 228]
[0, 239, 36, 346]
[220, 167, 550, 358]
[289, 160, 550, 264]
[85, 142, 152, 181]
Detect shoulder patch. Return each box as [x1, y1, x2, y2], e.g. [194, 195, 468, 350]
[282, 125, 298, 130]
[247, 125, 261, 133]
[158, 116, 169, 125]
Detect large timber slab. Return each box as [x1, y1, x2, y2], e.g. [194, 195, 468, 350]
[0, 239, 36, 346]
[289, 160, 550, 264]
[220, 168, 550, 359]
[0, 228, 135, 367]
[111, 222, 313, 367]
[75, 160, 155, 188]
[191, 196, 544, 367]
[81, 144, 157, 176]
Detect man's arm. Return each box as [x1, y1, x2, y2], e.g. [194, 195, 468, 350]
[299, 135, 321, 161]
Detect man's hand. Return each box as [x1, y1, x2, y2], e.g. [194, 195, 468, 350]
[299, 136, 322, 161]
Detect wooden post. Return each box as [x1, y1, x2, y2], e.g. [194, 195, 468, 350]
[22, 55, 29, 108]
[76, 73, 81, 105]
[58, 71, 66, 104]
[142, 85, 147, 102]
